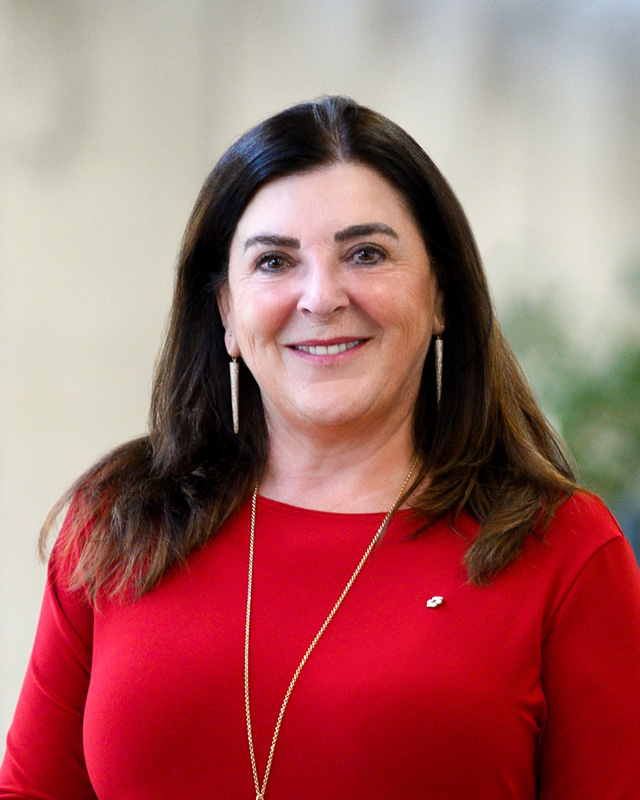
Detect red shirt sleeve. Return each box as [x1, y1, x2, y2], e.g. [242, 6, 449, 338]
[538, 532, 640, 798]
[0, 539, 98, 799]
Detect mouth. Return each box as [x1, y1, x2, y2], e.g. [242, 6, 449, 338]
[290, 338, 366, 356]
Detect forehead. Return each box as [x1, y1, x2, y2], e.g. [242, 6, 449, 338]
[231, 163, 419, 243]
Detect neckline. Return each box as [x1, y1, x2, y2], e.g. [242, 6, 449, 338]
[255, 493, 420, 522]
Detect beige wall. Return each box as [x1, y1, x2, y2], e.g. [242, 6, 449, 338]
[2, 0, 639, 753]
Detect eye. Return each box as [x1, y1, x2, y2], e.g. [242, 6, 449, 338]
[348, 244, 387, 265]
[255, 252, 291, 273]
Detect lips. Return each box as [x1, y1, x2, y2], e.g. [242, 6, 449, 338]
[292, 340, 364, 356]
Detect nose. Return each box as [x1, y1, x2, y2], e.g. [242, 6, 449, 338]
[297, 260, 349, 320]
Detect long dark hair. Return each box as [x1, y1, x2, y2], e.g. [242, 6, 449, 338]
[42, 96, 577, 600]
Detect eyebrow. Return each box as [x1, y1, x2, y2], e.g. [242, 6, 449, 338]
[334, 223, 399, 242]
[243, 223, 399, 252]
[244, 234, 301, 252]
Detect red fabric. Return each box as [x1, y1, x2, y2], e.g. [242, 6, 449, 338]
[2, 492, 640, 799]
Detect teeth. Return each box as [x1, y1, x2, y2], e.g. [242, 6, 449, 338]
[295, 340, 362, 355]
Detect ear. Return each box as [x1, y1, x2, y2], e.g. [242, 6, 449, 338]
[216, 284, 241, 358]
[432, 288, 445, 335]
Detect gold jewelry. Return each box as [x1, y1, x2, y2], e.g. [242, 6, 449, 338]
[230, 356, 239, 434]
[435, 334, 443, 409]
[244, 456, 419, 799]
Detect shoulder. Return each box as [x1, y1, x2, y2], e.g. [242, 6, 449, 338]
[47, 492, 106, 607]
[517, 491, 639, 622]
[487, 490, 632, 598]
[543, 490, 625, 559]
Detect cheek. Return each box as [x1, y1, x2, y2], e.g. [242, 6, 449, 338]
[232, 282, 296, 349]
[363, 277, 434, 334]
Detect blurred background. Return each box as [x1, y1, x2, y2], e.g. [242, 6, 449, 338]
[1, 0, 638, 752]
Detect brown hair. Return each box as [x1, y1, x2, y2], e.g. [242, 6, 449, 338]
[42, 96, 577, 600]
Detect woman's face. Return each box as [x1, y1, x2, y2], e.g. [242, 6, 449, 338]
[218, 163, 444, 439]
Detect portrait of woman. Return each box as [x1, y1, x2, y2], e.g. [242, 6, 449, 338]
[1, 96, 639, 799]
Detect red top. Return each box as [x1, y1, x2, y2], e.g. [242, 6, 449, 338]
[2, 491, 640, 799]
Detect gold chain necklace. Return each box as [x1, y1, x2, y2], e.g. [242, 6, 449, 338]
[244, 457, 419, 800]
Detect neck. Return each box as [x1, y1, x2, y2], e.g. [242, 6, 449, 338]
[259, 413, 418, 513]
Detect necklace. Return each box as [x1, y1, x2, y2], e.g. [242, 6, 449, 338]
[244, 457, 419, 800]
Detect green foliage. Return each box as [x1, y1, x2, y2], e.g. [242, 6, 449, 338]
[561, 348, 640, 500]
[502, 298, 640, 505]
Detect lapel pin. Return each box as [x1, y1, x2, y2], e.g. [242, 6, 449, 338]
[426, 596, 444, 608]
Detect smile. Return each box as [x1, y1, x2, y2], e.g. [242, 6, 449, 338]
[292, 340, 364, 356]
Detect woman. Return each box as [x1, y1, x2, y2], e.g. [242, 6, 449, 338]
[2, 97, 640, 799]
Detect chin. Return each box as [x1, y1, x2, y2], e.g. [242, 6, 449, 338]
[290, 398, 375, 430]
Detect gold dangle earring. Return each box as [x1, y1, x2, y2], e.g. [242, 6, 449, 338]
[435, 334, 443, 410]
[228, 331, 239, 434]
